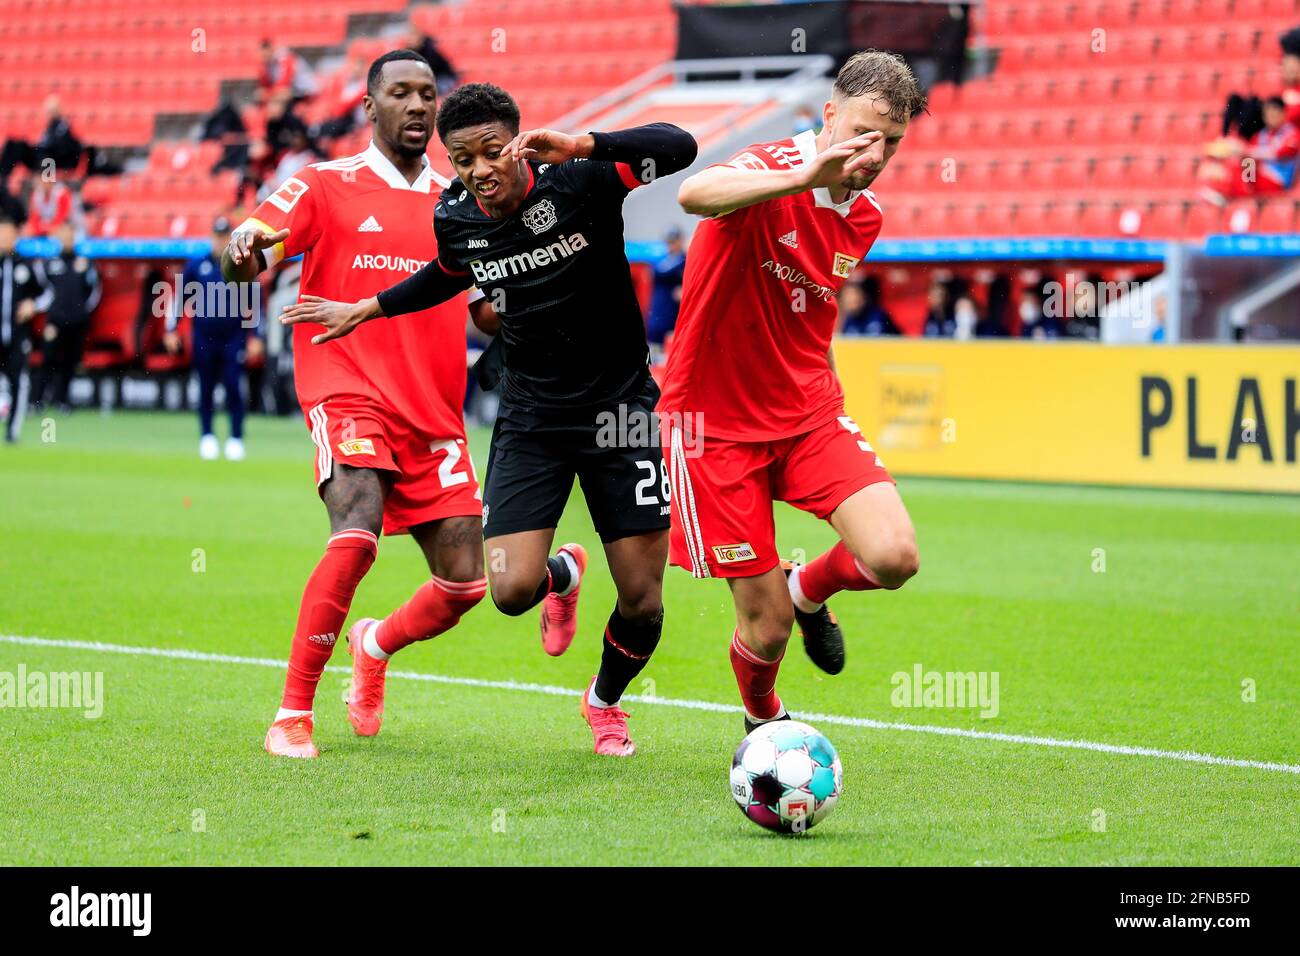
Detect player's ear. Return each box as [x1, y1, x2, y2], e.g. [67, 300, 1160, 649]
[822, 99, 835, 133]
[362, 94, 377, 124]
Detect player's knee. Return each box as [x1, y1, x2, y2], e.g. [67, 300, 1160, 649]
[618, 594, 663, 627]
[489, 578, 537, 617]
[868, 534, 920, 590]
[737, 606, 794, 657]
[749, 620, 793, 658]
[437, 546, 485, 584]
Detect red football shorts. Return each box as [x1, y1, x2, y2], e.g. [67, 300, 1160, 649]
[662, 412, 894, 579]
[303, 396, 481, 536]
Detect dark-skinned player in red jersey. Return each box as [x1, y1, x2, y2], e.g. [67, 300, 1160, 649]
[660, 51, 926, 734]
[222, 51, 499, 758]
[284, 84, 697, 756]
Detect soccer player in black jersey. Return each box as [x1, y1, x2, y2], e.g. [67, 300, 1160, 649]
[283, 83, 697, 756]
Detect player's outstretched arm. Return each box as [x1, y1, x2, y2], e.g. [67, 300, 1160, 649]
[220, 227, 290, 283]
[279, 257, 473, 345]
[505, 123, 698, 182]
[678, 132, 882, 218]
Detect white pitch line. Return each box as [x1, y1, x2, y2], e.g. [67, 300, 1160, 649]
[4, 633, 1299, 776]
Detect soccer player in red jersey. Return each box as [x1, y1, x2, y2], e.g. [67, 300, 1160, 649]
[659, 51, 926, 733]
[222, 51, 492, 758]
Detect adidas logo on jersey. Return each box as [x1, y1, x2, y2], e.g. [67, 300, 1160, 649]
[357, 216, 383, 233]
[778, 230, 798, 249]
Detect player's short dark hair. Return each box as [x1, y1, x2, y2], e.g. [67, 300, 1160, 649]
[833, 50, 928, 122]
[436, 82, 521, 142]
[367, 49, 433, 96]
[1265, 95, 1287, 110]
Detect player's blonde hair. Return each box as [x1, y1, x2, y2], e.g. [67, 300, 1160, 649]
[832, 50, 928, 123]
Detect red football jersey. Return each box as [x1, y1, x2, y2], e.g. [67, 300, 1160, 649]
[239, 142, 471, 440]
[658, 130, 883, 442]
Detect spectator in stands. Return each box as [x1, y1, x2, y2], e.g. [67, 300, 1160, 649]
[312, 57, 369, 143]
[259, 128, 322, 201]
[0, 96, 83, 179]
[408, 30, 460, 95]
[0, 218, 43, 442]
[165, 217, 261, 460]
[26, 179, 77, 237]
[30, 222, 99, 414]
[1066, 275, 1102, 340]
[839, 275, 898, 336]
[1280, 28, 1300, 126]
[257, 39, 316, 104]
[0, 183, 26, 229]
[1201, 96, 1299, 205]
[647, 227, 687, 344]
[1018, 289, 1061, 339]
[203, 97, 251, 176]
[238, 91, 312, 206]
[922, 281, 953, 337]
[967, 296, 1002, 337]
[1216, 29, 1300, 148]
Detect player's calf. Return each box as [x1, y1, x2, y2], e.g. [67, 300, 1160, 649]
[728, 570, 795, 729]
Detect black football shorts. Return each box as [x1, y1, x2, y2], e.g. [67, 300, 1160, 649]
[482, 375, 671, 543]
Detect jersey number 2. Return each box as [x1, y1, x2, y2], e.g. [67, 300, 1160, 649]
[431, 439, 480, 499]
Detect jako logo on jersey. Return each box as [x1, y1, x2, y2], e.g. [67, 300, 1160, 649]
[467, 238, 489, 248]
[712, 543, 757, 564]
[337, 438, 375, 456]
[307, 632, 336, 646]
[357, 216, 383, 233]
[761, 259, 835, 303]
[832, 252, 860, 278]
[521, 198, 558, 235]
[470, 233, 588, 283]
[778, 230, 798, 249]
[352, 253, 430, 274]
[267, 176, 309, 214]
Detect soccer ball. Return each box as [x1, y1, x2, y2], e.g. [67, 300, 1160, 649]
[730, 720, 842, 833]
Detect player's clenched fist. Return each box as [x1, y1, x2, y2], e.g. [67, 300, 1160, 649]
[281, 294, 382, 345]
[228, 227, 290, 266]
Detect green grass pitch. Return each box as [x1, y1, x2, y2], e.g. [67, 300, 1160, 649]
[0, 410, 1296, 865]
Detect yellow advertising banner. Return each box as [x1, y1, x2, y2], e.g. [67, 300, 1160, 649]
[835, 339, 1300, 494]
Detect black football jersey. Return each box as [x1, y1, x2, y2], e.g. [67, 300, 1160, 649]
[434, 158, 650, 414]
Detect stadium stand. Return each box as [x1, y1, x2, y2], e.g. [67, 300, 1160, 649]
[887, 0, 1300, 240]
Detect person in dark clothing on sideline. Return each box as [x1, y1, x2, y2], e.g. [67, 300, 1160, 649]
[30, 222, 99, 413]
[0, 218, 44, 441]
[165, 217, 262, 460]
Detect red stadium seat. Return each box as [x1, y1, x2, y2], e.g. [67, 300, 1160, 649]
[1255, 201, 1298, 233]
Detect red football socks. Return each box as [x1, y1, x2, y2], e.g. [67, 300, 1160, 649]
[375, 575, 488, 656]
[799, 541, 884, 606]
[281, 529, 378, 711]
[730, 630, 785, 721]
